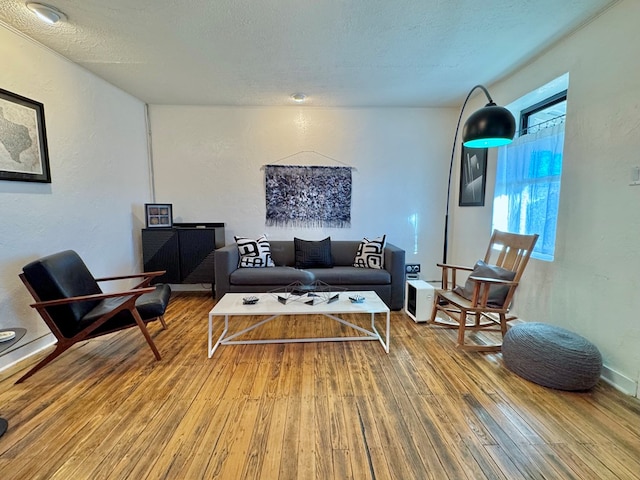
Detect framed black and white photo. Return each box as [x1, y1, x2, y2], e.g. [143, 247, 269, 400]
[0, 88, 51, 183]
[145, 203, 173, 228]
[459, 146, 487, 206]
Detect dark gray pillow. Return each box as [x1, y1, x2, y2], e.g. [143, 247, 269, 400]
[294, 237, 333, 268]
[453, 260, 516, 307]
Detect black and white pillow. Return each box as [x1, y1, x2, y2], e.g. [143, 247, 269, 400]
[353, 235, 386, 269]
[234, 234, 275, 268]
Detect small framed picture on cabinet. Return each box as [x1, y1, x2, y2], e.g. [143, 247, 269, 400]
[145, 203, 173, 228]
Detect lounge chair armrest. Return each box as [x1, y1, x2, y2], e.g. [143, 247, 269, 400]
[30, 287, 156, 308]
[95, 271, 166, 282]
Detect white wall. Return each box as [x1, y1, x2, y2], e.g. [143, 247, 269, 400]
[450, 0, 640, 395]
[0, 25, 152, 371]
[149, 105, 457, 280]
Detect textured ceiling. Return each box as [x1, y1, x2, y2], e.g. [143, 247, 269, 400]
[0, 0, 618, 107]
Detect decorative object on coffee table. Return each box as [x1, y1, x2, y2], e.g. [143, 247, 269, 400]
[269, 280, 345, 306]
[502, 322, 602, 391]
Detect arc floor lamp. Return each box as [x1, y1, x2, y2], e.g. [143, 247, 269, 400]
[442, 84, 516, 264]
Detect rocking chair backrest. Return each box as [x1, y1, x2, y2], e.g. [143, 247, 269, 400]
[484, 230, 539, 283]
[22, 250, 103, 337]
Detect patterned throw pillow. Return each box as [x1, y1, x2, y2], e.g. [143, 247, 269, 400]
[353, 235, 386, 269]
[294, 237, 333, 268]
[234, 235, 275, 268]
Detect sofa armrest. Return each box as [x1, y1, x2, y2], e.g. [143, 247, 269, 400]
[214, 244, 239, 299]
[384, 243, 406, 310]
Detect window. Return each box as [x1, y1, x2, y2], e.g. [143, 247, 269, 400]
[492, 92, 566, 261]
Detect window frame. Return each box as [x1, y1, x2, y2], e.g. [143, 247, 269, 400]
[519, 90, 567, 136]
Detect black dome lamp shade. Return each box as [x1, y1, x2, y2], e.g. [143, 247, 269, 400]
[462, 101, 516, 148]
[442, 85, 516, 264]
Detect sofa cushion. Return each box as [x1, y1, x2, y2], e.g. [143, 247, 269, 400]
[235, 235, 275, 268]
[310, 266, 391, 285]
[230, 266, 314, 286]
[294, 237, 333, 268]
[353, 235, 386, 269]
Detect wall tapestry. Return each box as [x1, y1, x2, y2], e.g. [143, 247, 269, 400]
[264, 165, 352, 227]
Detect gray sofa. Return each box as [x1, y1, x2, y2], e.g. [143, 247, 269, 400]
[214, 240, 405, 310]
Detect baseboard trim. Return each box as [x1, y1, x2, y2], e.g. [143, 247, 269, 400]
[601, 364, 638, 397]
[0, 333, 55, 375]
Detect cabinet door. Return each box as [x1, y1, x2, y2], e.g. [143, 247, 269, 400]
[142, 229, 181, 284]
[177, 228, 216, 283]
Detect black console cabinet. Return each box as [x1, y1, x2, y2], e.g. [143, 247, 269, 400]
[142, 223, 225, 285]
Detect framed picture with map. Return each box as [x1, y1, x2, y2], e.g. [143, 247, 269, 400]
[0, 88, 51, 183]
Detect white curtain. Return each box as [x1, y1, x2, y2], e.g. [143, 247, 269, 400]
[492, 122, 565, 260]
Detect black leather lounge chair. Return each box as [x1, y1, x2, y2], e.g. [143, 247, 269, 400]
[17, 250, 171, 384]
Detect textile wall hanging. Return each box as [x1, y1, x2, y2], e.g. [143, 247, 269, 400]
[265, 165, 352, 228]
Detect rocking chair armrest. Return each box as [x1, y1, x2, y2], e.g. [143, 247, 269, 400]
[94, 271, 166, 282]
[467, 276, 518, 308]
[436, 263, 474, 272]
[467, 275, 517, 286]
[29, 286, 156, 308]
[437, 263, 474, 290]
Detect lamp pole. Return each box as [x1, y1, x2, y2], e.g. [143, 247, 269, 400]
[443, 85, 515, 264]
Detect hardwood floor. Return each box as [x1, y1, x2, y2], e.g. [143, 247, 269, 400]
[1, 292, 639, 479]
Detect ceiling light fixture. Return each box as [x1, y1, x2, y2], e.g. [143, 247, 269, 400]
[26, 2, 67, 24]
[291, 93, 307, 103]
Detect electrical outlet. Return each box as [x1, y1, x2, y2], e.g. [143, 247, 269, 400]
[405, 264, 421, 274]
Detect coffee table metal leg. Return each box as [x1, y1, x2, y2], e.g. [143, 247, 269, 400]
[370, 312, 390, 353]
[209, 313, 229, 358]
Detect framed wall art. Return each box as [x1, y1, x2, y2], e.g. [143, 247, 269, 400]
[459, 146, 488, 207]
[0, 88, 51, 183]
[145, 203, 173, 228]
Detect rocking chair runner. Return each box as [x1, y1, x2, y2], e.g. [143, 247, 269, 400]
[17, 250, 171, 383]
[429, 230, 538, 351]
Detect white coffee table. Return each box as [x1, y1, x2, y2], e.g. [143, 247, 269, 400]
[208, 291, 390, 357]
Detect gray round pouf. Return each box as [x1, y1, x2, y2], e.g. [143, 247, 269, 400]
[502, 322, 602, 391]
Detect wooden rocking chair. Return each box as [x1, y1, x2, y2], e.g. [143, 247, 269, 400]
[429, 230, 538, 351]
